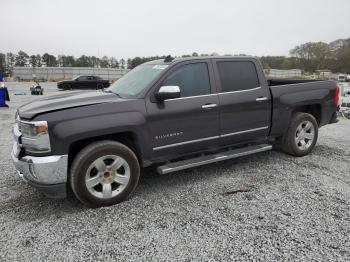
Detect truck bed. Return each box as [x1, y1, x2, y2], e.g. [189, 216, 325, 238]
[268, 79, 338, 137]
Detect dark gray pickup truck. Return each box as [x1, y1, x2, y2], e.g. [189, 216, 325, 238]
[12, 56, 340, 207]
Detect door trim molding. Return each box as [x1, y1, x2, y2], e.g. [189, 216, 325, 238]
[153, 135, 220, 151]
[152, 126, 269, 151]
[220, 126, 269, 137]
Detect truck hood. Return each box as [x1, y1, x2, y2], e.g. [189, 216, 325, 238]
[18, 90, 119, 119]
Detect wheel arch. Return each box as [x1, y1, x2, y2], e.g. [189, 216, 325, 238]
[68, 131, 143, 172]
[291, 104, 322, 126]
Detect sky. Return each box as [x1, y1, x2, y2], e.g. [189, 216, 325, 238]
[1, 0, 350, 59]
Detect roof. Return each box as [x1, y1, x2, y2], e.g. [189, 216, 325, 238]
[145, 56, 256, 65]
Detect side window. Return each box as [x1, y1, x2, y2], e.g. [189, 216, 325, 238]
[163, 63, 211, 97]
[78, 76, 88, 81]
[217, 61, 260, 92]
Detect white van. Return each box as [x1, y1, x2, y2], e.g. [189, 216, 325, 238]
[338, 74, 346, 82]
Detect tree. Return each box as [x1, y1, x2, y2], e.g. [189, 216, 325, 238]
[192, 52, 199, 57]
[126, 58, 132, 69]
[0, 53, 6, 76]
[5, 53, 15, 76]
[42, 53, 58, 67]
[58, 55, 75, 67]
[36, 54, 42, 67]
[99, 56, 109, 68]
[29, 55, 39, 67]
[120, 58, 126, 69]
[15, 50, 29, 66]
[91, 56, 100, 68]
[290, 42, 333, 71]
[109, 57, 119, 68]
[75, 55, 90, 67]
[128, 57, 143, 69]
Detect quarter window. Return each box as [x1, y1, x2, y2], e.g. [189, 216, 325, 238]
[163, 63, 211, 97]
[217, 61, 260, 92]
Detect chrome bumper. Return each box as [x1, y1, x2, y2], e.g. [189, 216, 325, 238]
[11, 120, 68, 198]
[11, 145, 68, 184]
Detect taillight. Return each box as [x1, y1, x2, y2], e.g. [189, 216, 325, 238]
[334, 86, 340, 106]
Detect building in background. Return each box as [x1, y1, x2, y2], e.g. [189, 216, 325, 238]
[13, 67, 129, 81]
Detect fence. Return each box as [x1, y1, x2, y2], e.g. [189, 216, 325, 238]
[264, 69, 302, 79]
[13, 67, 129, 81]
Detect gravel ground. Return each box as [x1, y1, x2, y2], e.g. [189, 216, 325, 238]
[0, 83, 349, 261]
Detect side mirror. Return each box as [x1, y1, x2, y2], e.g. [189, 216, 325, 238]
[155, 86, 180, 101]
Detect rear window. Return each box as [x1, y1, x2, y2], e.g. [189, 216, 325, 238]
[217, 61, 260, 92]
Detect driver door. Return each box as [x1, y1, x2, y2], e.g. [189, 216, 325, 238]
[145, 61, 220, 161]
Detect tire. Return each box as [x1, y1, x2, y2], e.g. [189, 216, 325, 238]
[281, 112, 318, 157]
[70, 140, 140, 207]
[97, 84, 103, 90]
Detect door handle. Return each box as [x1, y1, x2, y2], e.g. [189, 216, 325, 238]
[202, 103, 218, 109]
[256, 97, 268, 102]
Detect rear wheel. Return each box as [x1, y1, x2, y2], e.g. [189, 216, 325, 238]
[70, 141, 140, 207]
[281, 112, 318, 156]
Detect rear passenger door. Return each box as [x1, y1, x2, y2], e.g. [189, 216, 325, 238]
[213, 59, 271, 145]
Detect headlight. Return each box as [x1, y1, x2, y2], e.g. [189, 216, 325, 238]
[19, 120, 51, 153]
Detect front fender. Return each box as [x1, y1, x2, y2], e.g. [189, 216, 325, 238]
[50, 111, 148, 155]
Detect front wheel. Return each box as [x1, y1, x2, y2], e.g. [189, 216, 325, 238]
[70, 141, 140, 207]
[281, 112, 318, 157]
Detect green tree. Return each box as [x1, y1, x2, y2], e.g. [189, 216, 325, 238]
[36, 54, 43, 67]
[91, 56, 100, 67]
[42, 53, 58, 67]
[29, 55, 39, 67]
[100, 56, 109, 68]
[109, 57, 119, 68]
[5, 53, 15, 76]
[290, 42, 333, 71]
[75, 55, 90, 67]
[128, 57, 143, 69]
[120, 58, 126, 69]
[15, 50, 29, 66]
[58, 55, 75, 67]
[0, 53, 6, 76]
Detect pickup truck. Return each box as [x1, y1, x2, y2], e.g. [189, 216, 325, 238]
[57, 75, 110, 90]
[12, 56, 340, 207]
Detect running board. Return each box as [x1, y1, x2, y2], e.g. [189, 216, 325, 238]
[157, 144, 272, 174]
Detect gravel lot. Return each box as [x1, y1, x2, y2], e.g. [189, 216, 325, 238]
[0, 82, 349, 261]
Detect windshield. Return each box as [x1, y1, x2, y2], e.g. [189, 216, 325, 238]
[107, 64, 167, 97]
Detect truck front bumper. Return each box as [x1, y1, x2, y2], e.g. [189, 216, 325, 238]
[11, 143, 68, 198]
